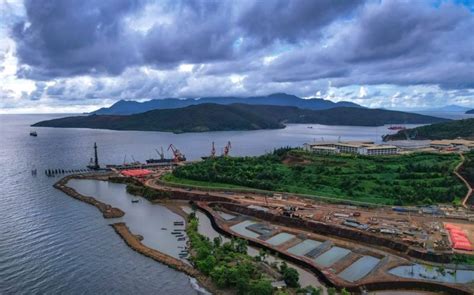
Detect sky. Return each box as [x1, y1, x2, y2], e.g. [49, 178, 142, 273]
[0, 0, 473, 113]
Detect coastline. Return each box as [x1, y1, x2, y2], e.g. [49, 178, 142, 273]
[54, 173, 473, 295]
[54, 173, 223, 295]
[110, 222, 221, 294]
[54, 174, 124, 218]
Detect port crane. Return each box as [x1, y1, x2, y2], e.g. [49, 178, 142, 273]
[155, 146, 165, 160]
[223, 141, 232, 157]
[168, 144, 186, 162]
[210, 142, 216, 158]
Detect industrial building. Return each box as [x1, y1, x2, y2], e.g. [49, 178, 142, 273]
[430, 139, 474, 151]
[304, 141, 399, 156]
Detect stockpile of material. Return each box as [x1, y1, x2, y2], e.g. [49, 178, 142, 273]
[121, 169, 152, 178]
[445, 223, 472, 251]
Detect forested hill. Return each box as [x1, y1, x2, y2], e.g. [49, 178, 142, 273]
[466, 109, 474, 114]
[34, 103, 448, 133]
[383, 118, 474, 141]
[90, 93, 362, 115]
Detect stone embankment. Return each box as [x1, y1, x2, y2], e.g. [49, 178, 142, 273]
[55, 174, 222, 294]
[54, 174, 124, 218]
[110, 223, 221, 295]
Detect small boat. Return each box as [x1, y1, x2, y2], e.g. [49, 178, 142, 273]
[29, 131, 38, 137]
[131, 199, 139, 203]
[161, 228, 167, 230]
[177, 237, 186, 241]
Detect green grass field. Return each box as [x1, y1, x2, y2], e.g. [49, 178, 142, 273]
[170, 148, 467, 205]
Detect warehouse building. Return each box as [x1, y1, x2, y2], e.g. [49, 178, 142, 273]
[430, 139, 474, 151]
[304, 141, 399, 156]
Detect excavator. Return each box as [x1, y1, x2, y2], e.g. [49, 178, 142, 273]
[168, 144, 186, 162]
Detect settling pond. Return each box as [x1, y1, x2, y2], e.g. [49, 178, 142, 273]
[68, 179, 325, 289]
[389, 264, 474, 284]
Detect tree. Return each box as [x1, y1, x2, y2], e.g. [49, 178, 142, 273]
[247, 279, 273, 295]
[259, 249, 268, 262]
[299, 286, 322, 295]
[280, 262, 300, 288]
[213, 236, 222, 248]
[235, 238, 248, 254]
[327, 287, 337, 295]
[196, 254, 216, 275]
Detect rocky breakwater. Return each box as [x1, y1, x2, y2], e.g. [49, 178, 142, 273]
[54, 174, 125, 218]
[110, 222, 220, 294]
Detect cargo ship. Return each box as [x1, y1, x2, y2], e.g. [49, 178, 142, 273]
[388, 125, 406, 130]
[146, 147, 174, 164]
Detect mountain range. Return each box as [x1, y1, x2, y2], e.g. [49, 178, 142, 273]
[35, 103, 448, 134]
[90, 93, 362, 115]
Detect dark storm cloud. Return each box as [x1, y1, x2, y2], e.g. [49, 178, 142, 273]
[237, 0, 363, 45]
[12, 0, 364, 79]
[268, 1, 474, 89]
[13, 0, 143, 79]
[8, 0, 474, 101]
[140, 1, 237, 67]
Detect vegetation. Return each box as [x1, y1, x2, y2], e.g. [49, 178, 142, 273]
[466, 109, 474, 114]
[126, 184, 171, 201]
[34, 103, 447, 133]
[171, 149, 466, 205]
[460, 150, 474, 188]
[383, 118, 474, 141]
[186, 212, 308, 294]
[452, 253, 474, 266]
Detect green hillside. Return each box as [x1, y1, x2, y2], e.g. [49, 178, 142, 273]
[383, 118, 474, 141]
[169, 149, 466, 205]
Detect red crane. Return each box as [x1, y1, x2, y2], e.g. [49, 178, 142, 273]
[223, 141, 232, 157]
[168, 144, 186, 162]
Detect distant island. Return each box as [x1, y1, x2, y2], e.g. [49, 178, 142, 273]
[467, 109, 474, 114]
[90, 93, 362, 115]
[383, 118, 474, 141]
[34, 103, 448, 133]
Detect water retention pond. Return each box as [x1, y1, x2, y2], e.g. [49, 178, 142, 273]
[67, 179, 324, 289]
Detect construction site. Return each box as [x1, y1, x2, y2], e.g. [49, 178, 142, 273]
[70, 140, 474, 293]
[83, 140, 474, 257]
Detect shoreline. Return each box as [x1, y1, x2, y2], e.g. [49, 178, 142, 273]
[54, 174, 124, 218]
[54, 173, 223, 295]
[55, 174, 472, 295]
[110, 222, 221, 294]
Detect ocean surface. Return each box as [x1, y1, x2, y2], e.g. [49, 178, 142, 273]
[0, 114, 423, 294]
